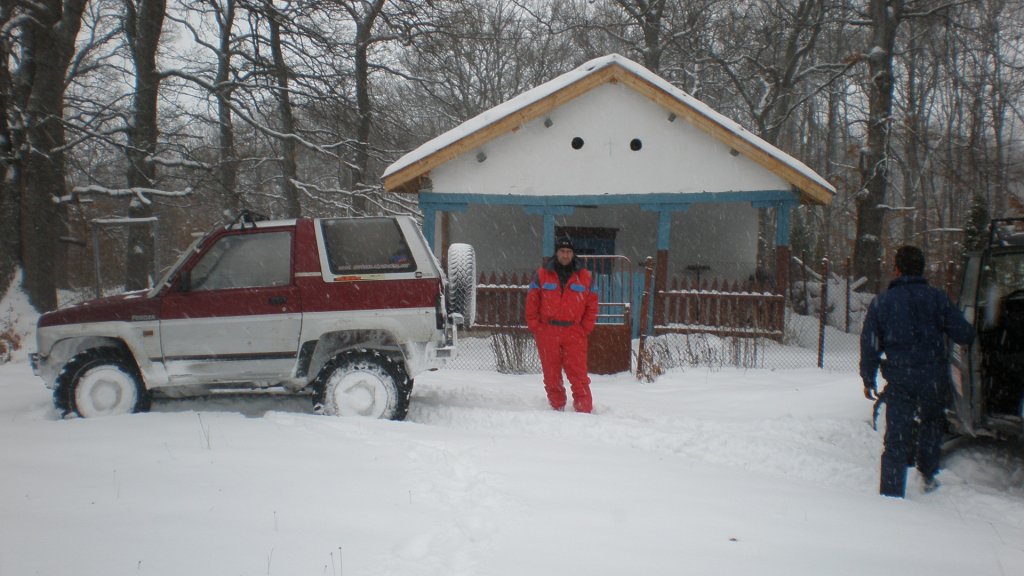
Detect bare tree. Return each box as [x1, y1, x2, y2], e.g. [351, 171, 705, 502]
[3, 0, 90, 310]
[122, 0, 168, 290]
[0, 1, 18, 294]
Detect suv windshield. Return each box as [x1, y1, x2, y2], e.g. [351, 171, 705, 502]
[978, 250, 1024, 329]
[320, 218, 416, 274]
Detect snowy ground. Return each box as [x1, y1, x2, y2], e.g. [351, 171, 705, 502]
[2, 285, 1023, 575]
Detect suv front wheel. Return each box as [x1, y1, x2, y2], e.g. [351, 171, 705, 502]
[312, 350, 412, 420]
[55, 348, 150, 418]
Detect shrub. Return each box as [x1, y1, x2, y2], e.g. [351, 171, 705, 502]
[0, 307, 22, 364]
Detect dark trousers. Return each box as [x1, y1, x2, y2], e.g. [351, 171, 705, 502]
[880, 374, 946, 497]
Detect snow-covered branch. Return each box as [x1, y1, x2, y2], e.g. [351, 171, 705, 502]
[64, 185, 193, 206]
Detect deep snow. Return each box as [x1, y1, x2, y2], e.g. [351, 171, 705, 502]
[2, 286, 1023, 575]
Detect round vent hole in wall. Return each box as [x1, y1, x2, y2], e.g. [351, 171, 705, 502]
[571, 137, 585, 150]
[630, 138, 643, 151]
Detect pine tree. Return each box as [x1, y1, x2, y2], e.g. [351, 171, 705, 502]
[963, 194, 991, 253]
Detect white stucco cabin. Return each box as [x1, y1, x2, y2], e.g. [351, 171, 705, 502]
[384, 54, 833, 293]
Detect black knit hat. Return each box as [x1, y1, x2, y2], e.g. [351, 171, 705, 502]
[555, 236, 574, 251]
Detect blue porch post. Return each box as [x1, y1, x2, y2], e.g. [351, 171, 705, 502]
[524, 205, 575, 257]
[418, 195, 468, 257]
[752, 197, 800, 293]
[640, 204, 689, 330]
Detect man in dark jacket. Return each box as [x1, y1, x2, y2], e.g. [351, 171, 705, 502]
[526, 237, 599, 413]
[860, 245, 975, 498]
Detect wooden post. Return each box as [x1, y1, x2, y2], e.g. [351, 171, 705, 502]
[653, 249, 669, 328]
[636, 257, 655, 381]
[775, 245, 790, 297]
[440, 211, 451, 271]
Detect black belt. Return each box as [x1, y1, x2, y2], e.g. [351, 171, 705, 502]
[549, 320, 574, 327]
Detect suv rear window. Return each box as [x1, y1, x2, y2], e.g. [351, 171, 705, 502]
[320, 218, 416, 274]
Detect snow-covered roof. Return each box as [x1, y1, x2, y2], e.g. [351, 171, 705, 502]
[383, 54, 835, 205]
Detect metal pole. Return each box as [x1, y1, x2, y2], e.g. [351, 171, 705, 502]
[91, 225, 102, 299]
[845, 256, 852, 333]
[152, 218, 160, 287]
[818, 257, 829, 369]
[801, 251, 810, 314]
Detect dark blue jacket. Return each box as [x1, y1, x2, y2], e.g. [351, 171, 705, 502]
[859, 275, 975, 386]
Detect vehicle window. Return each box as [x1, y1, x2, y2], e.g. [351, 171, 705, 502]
[189, 231, 292, 291]
[978, 252, 1024, 329]
[320, 218, 416, 274]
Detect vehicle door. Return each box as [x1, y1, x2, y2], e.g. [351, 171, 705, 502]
[950, 253, 982, 434]
[159, 228, 301, 383]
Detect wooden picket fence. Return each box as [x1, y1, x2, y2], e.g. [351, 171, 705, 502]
[472, 271, 783, 340]
[654, 276, 784, 339]
[474, 272, 531, 329]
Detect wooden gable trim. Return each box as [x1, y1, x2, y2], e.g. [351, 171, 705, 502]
[384, 65, 619, 194]
[385, 61, 832, 205]
[611, 71, 833, 206]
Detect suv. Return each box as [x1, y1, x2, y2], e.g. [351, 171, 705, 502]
[948, 217, 1024, 438]
[31, 212, 476, 421]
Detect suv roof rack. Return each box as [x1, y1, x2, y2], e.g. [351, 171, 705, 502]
[228, 209, 269, 230]
[988, 217, 1024, 248]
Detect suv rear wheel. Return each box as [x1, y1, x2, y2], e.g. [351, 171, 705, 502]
[55, 348, 150, 418]
[312, 350, 412, 420]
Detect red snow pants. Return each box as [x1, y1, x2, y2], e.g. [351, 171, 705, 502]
[535, 324, 592, 413]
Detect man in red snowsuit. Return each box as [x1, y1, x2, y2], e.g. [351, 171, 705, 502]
[526, 237, 599, 413]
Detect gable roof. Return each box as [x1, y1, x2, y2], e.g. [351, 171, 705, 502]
[383, 54, 835, 205]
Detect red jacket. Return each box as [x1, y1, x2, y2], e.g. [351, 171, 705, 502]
[526, 260, 599, 334]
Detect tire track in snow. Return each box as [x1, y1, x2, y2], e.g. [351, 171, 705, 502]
[409, 394, 880, 493]
[381, 439, 515, 576]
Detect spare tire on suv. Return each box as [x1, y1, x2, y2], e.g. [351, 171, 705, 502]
[447, 243, 477, 327]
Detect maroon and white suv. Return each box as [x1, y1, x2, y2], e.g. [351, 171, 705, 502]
[31, 212, 476, 420]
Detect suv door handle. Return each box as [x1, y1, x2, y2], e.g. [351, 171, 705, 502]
[269, 296, 287, 305]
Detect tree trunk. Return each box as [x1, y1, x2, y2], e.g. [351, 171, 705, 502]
[901, 23, 922, 249]
[614, 0, 665, 73]
[217, 0, 240, 213]
[853, 0, 902, 293]
[124, 0, 167, 291]
[267, 1, 300, 218]
[12, 0, 89, 311]
[349, 0, 385, 216]
[0, 2, 18, 294]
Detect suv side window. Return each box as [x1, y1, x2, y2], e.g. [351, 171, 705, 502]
[320, 218, 416, 274]
[189, 231, 292, 291]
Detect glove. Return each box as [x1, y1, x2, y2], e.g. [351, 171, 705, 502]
[863, 382, 878, 400]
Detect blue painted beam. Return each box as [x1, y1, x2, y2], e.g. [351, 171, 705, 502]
[421, 190, 798, 208]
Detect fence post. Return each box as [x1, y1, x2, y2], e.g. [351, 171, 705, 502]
[636, 257, 655, 379]
[91, 225, 102, 299]
[801, 251, 810, 314]
[945, 259, 955, 299]
[845, 256, 852, 333]
[818, 257, 830, 369]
